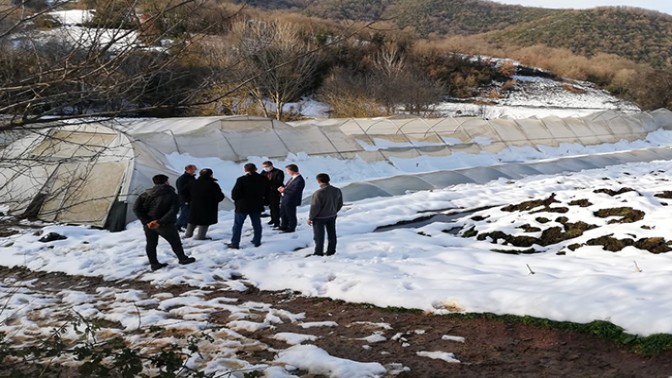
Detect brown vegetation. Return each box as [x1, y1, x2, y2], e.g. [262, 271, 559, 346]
[593, 208, 645, 224]
[2, 0, 672, 125]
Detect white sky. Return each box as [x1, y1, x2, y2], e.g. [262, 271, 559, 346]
[491, 0, 672, 15]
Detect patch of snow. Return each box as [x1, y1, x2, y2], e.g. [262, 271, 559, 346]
[442, 335, 466, 343]
[299, 321, 339, 329]
[227, 320, 273, 332]
[360, 331, 387, 343]
[272, 332, 319, 345]
[275, 345, 387, 378]
[416, 351, 461, 364]
[48, 10, 94, 25]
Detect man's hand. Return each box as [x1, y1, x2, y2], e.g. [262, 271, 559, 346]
[307, 219, 313, 226]
[277, 186, 285, 193]
[147, 220, 160, 229]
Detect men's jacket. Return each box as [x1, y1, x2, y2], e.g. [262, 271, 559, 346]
[263, 168, 285, 192]
[176, 172, 196, 203]
[232, 172, 269, 213]
[281, 174, 305, 207]
[188, 177, 225, 225]
[133, 184, 180, 226]
[309, 185, 343, 220]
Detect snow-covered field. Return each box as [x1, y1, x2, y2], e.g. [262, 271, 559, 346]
[4, 120, 672, 375]
[4, 133, 672, 338]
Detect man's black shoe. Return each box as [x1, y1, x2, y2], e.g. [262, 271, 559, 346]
[326, 252, 335, 256]
[151, 262, 168, 271]
[227, 243, 240, 249]
[305, 253, 324, 257]
[267, 220, 275, 225]
[253, 243, 261, 248]
[179, 257, 196, 265]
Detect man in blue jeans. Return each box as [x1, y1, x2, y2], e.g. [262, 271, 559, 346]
[228, 163, 269, 249]
[307, 173, 343, 256]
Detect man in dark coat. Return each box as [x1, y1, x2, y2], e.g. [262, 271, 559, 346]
[133, 174, 196, 271]
[307, 173, 343, 256]
[185, 168, 225, 240]
[261, 160, 284, 228]
[278, 164, 305, 233]
[175, 164, 197, 231]
[227, 163, 268, 249]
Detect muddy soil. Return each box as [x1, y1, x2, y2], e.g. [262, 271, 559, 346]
[3, 267, 671, 378]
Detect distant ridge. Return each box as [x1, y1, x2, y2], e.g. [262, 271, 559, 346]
[230, 0, 672, 66]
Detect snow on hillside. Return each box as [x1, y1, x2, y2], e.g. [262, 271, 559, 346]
[10, 9, 163, 53]
[48, 9, 93, 25]
[293, 72, 638, 119]
[436, 75, 639, 119]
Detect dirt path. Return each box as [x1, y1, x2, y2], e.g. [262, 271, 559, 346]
[2, 266, 670, 377]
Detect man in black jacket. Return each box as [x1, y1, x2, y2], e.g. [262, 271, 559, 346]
[185, 168, 225, 240]
[133, 174, 196, 270]
[307, 173, 343, 256]
[175, 164, 197, 231]
[278, 164, 305, 233]
[261, 160, 284, 228]
[228, 163, 268, 249]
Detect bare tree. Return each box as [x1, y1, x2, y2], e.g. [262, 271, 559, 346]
[0, 0, 238, 132]
[370, 41, 444, 115]
[0, 0, 240, 228]
[230, 18, 322, 120]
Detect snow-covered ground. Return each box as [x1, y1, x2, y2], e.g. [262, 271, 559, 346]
[435, 75, 639, 119]
[291, 57, 639, 120]
[9, 9, 162, 53]
[3, 124, 672, 375]
[0, 275, 407, 376]
[48, 9, 94, 25]
[4, 126, 672, 339]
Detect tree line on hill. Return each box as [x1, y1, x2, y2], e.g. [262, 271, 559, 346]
[0, 0, 671, 128]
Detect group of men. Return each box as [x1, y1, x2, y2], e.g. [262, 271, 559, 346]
[133, 161, 343, 271]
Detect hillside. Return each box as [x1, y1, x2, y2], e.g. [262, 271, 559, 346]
[380, 0, 554, 36]
[489, 7, 672, 66]
[234, 0, 555, 34]
[232, 0, 672, 67]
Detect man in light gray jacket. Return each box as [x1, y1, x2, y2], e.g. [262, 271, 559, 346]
[307, 173, 343, 256]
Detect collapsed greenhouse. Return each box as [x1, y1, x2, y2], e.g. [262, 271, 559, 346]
[1, 110, 672, 230]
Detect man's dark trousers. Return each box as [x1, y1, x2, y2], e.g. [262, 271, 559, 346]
[231, 211, 262, 246]
[144, 225, 188, 264]
[176, 203, 189, 229]
[268, 194, 281, 226]
[313, 217, 337, 255]
[280, 204, 298, 231]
